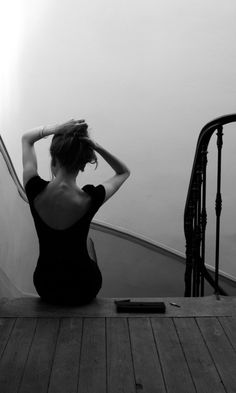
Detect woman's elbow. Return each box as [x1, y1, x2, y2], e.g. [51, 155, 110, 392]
[125, 169, 131, 178]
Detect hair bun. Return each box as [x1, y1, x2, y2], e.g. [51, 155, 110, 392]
[50, 122, 97, 175]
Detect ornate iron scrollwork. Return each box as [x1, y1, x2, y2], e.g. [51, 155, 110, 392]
[184, 114, 236, 297]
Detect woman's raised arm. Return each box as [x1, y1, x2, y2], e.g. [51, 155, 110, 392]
[80, 137, 131, 202]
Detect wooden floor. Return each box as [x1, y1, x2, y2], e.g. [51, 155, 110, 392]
[0, 296, 235, 393]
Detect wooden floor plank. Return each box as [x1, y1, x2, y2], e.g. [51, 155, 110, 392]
[0, 318, 37, 393]
[106, 317, 136, 393]
[0, 318, 16, 359]
[128, 317, 166, 393]
[78, 318, 106, 393]
[18, 318, 60, 393]
[218, 317, 236, 352]
[151, 318, 196, 393]
[48, 318, 83, 393]
[174, 318, 225, 393]
[197, 317, 236, 393]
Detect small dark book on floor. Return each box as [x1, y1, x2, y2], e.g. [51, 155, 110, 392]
[114, 300, 166, 313]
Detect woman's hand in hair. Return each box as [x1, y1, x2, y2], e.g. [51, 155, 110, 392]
[53, 119, 86, 135]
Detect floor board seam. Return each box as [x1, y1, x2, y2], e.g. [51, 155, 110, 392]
[46, 318, 61, 393]
[172, 317, 198, 393]
[127, 317, 143, 393]
[17, 317, 38, 393]
[76, 318, 85, 393]
[149, 317, 168, 393]
[0, 317, 17, 363]
[195, 317, 228, 393]
[217, 317, 236, 354]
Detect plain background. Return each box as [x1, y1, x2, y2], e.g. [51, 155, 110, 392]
[1, 0, 236, 278]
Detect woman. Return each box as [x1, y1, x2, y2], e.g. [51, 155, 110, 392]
[21, 119, 130, 306]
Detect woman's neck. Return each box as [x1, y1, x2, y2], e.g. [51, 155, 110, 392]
[52, 170, 78, 188]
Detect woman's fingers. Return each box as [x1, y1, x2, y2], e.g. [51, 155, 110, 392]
[53, 119, 87, 135]
[74, 121, 88, 130]
[74, 119, 85, 125]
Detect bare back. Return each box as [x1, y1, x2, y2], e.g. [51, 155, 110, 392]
[34, 182, 92, 230]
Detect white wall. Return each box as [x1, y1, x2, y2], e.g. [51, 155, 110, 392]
[1, 0, 236, 277]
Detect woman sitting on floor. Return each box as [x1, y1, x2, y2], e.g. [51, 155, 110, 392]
[21, 119, 130, 306]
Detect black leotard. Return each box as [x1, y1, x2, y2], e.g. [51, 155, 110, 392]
[25, 175, 105, 306]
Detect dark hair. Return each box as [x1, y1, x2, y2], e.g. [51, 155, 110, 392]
[49, 123, 98, 175]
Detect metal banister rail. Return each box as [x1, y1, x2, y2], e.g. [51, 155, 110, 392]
[184, 114, 236, 297]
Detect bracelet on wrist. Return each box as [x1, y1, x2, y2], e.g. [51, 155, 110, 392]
[41, 126, 48, 139]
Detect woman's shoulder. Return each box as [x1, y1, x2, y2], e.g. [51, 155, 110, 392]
[82, 184, 106, 206]
[25, 174, 48, 187]
[24, 174, 49, 202]
[82, 183, 105, 195]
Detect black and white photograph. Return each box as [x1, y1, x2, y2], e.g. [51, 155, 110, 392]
[0, 0, 236, 391]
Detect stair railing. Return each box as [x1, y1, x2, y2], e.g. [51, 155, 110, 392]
[184, 114, 236, 297]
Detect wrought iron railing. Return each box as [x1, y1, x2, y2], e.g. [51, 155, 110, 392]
[184, 114, 236, 297]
